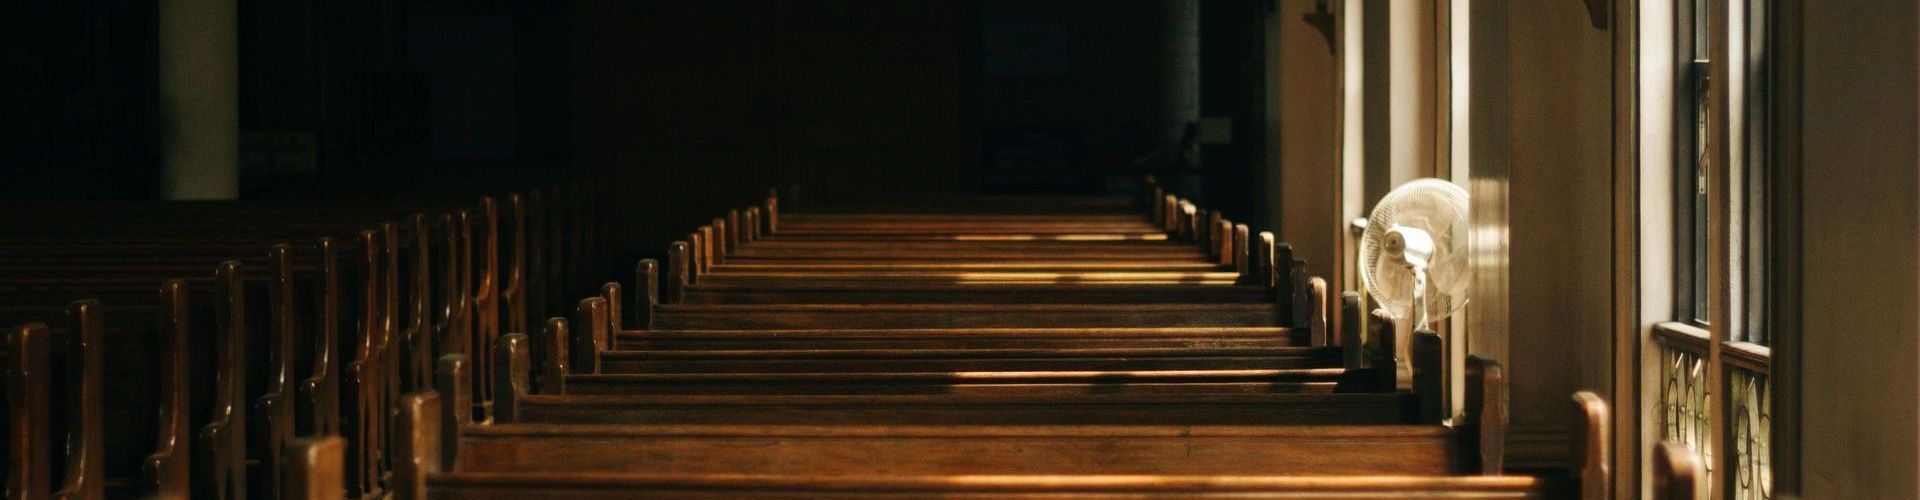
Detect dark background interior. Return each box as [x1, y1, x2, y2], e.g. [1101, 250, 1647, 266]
[2, 0, 1278, 256]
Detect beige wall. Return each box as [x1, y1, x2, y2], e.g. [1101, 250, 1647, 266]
[1312, 1, 1613, 466]
[1798, 1, 1920, 497]
[1272, 0, 1338, 288]
[1470, 0, 1616, 467]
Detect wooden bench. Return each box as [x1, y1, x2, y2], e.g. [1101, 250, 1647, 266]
[4, 300, 104, 499]
[11, 183, 1608, 499]
[1, 186, 591, 499]
[477, 326, 1414, 427]
[372, 371, 1603, 499]
[355, 191, 1603, 499]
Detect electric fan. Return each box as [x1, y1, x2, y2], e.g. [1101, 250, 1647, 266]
[1359, 178, 1470, 330]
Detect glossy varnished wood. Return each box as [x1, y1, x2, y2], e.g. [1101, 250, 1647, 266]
[651, 303, 1285, 329]
[454, 423, 1471, 477]
[423, 472, 1571, 499]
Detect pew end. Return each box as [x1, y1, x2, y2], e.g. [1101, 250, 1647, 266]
[765, 187, 780, 234]
[697, 225, 716, 275]
[282, 436, 345, 500]
[599, 282, 623, 332]
[1308, 277, 1329, 346]
[666, 242, 690, 304]
[493, 334, 532, 423]
[727, 209, 743, 252]
[141, 280, 192, 499]
[687, 231, 706, 284]
[393, 392, 444, 500]
[710, 217, 729, 264]
[1339, 291, 1364, 368]
[1160, 194, 1178, 234]
[1257, 233, 1279, 288]
[7, 323, 53, 499]
[634, 259, 658, 329]
[1412, 330, 1445, 423]
[1369, 309, 1399, 390]
[1232, 224, 1251, 281]
[1572, 391, 1610, 500]
[743, 207, 762, 244]
[1462, 356, 1508, 475]
[1213, 218, 1234, 266]
[194, 260, 248, 500]
[434, 355, 471, 474]
[569, 298, 608, 375]
[1653, 441, 1704, 500]
[538, 318, 570, 396]
[299, 237, 341, 439]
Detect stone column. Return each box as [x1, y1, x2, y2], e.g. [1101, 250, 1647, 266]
[159, 0, 239, 199]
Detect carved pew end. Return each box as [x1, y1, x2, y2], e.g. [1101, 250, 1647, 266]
[1572, 391, 1611, 500]
[283, 436, 346, 500]
[494, 334, 533, 424]
[666, 242, 691, 304]
[569, 298, 609, 375]
[539, 318, 571, 396]
[1411, 330, 1444, 424]
[393, 392, 444, 500]
[635, 259, 659, 329]
[435, 355, 471, 474]
[765, 187, 780, 234]
[1462, 356, 1507, 475]
[1653, 442, 1703, 500]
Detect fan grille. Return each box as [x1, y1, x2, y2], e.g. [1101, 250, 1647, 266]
[1358, 179, 1470, 324]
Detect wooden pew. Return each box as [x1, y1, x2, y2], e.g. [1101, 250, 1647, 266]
[558, 297, 1368, 396]
[1653, 442, 1704, 500]
[489, 326, 1415, 426]
[526, 286, 1394, 424]
[650, 303, 1283, 330]
[1, 187, 582, 498]
[672, 204, 1308, 307]
[371, 361, 1605, 499]
[127, 185, 1588, 499]
[615, 327, 1303, 350]
[437, 337, 1495, 474]
[4, 300, 103, 499]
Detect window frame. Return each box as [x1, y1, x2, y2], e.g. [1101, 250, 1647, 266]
[1653, 0, 1776, 497]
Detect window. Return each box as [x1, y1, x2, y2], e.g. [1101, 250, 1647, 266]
[1653, 0, 1772, 498]
[1675, 0, 1711, 327]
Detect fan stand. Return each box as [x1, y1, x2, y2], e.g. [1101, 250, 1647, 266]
[1410, 264, 1430, 330]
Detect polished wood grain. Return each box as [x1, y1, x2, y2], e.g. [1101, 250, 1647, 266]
[1, 186, 1610, 499]
[1653, 442, 1703, 500]
[422, 472, 1572, 499]
[6, 322, 52, 500]
[455, 423, 1471, 476]
[282, 437, 346, 500]
[0, 185, 582, 500]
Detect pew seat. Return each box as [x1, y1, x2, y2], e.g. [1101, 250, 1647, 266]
[422, 472, 1573, 499]
[614, 327, 1301, 350]
[511, 392, 1418, 426]
[596, 346, 1337, 373]
[557, 368, 1377, 396]
[453, 423, 1478, 477]
[679, 283, 1270, 304]
[652, 303, 1285, 329]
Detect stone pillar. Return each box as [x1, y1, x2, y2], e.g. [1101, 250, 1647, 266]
[159, 0, 239, 199]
